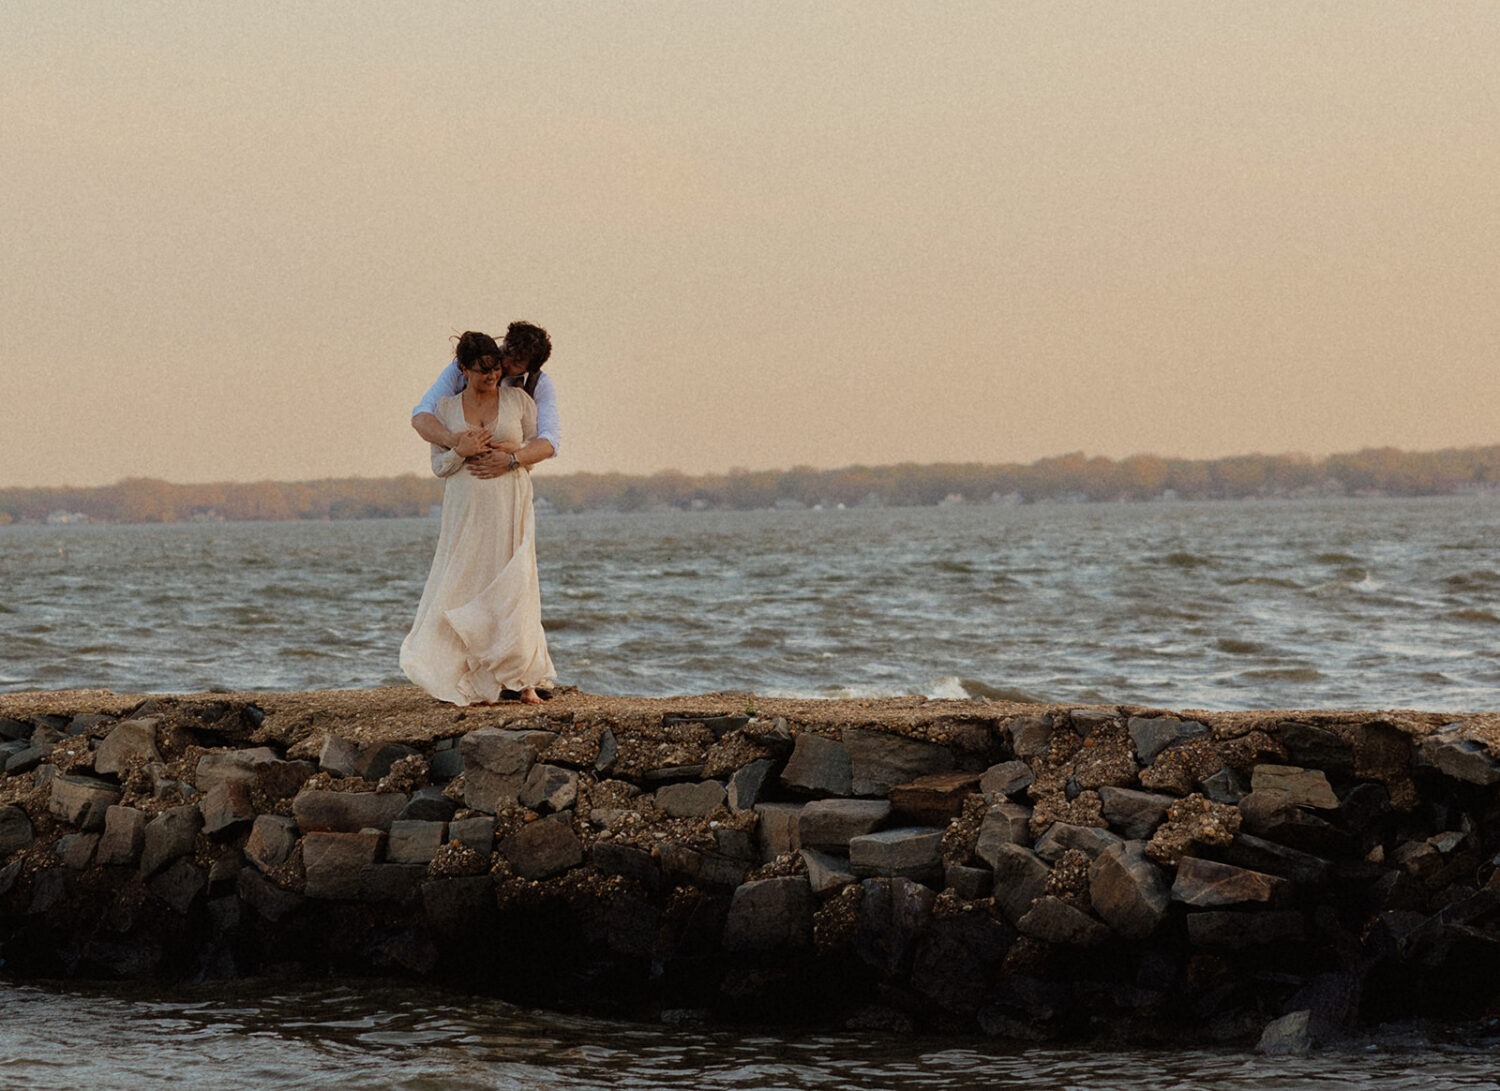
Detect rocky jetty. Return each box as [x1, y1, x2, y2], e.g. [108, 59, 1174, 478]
[5, 686, 1500, 1049]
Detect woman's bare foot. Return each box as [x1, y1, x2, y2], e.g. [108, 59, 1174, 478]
[519, 687, 544, 705]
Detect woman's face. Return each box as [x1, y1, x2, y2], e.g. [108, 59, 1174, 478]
[464, 357, 502, 392]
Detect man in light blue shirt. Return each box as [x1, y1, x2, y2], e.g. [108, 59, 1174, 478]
[411, 321, 560, 479]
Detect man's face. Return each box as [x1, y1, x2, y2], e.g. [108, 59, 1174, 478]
[499, 349, 530, 380]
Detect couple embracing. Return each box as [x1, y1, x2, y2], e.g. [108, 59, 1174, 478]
[399, 322, 559, 706]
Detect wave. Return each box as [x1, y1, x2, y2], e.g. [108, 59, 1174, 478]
[1157, 551, 1214, 569]
[1238, 667, 1325, 682]
[1215, 638, 1268, 655]
[1447, 608, 1500, 625]
[931, 676, 1052, 703]
[1313, 552, 1364, 565]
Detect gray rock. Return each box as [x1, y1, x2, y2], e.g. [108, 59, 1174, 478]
[95, 805, 146, 867]
[448, 815, 495, 856]
[989, 843, 1051, 924]
[429, 747, 465, 782]
[421, 874, 496, 930]
[754, 802, 804, 860]
[386, 820, 445, 865]
[657, 842, 750, 889]
[1008, 715, 1053, 758]
[654, 780, 726, 819]
[93, 718, 162, 776]
[715, 827, 758, 861]
[520, 764, 580, 813]
[856, 876, 936, 976]
[594, 728, 618, 774]
[460, 727, 554, 776]
[5, 746, 44, 775]
[1200, 767, 1250, 804]
[1417, 729, 1500, 786]
[1256, 1010, 1313, 1056]
[1098, 786, 1175, 840]
[149, 856, 206, 914]
[1280, 722, 1354, 774]
[303, 830, 384, 899]
[1250, 764, 1339, 809]
[1172, 856, 1293, 907]
[727, 758, 776, 813]
[48, 774, 122, 831]
[0, 804, 34, 855]
[849, 826, 944, 879]
[398, 786, 458, 822]
[56, 831, 98, 869]
[291, 790, 407, 833]
[237, 866, 303, 922]
[501, 817, 584, 879]
[1220, 833, 1331, 885]
[724, 876, 814, 951]
[779, 734, 852, 798]
[1237, 790, 1345, 854]
[945, 863, 994, 900]
[194, 748, 282, 794]
[357, 742, 421, 782]
[201, 780, 257, 836]
[1186, 909, 1305, 950]
[979, 760, 1034, 800]
[1128, 716, 1209, 764]
[1034, 822, 1123, 862]
[246, 815, 298, 873]
[140, 804, 204, 878]
[1069, 709, 1117, 735]
[1089, 841, 1170, 938]
[802, 847, 857, 896]
[0, 716, 31, 742]
[844, 727, 955, 797]
[360, 863, 426, 904]
[1016, 895, 1109, 946]
[28, 867, 68, 914]
[461, 768, 527, 813]
[0, 858, 21, 896]
[318, 734, 362, 777]
[974, 802, 1033, 867]
[591, 842, 661, 891]
[798, 799, 892, 850]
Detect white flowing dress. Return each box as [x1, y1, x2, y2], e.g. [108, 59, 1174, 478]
[400, 388, 556, 704]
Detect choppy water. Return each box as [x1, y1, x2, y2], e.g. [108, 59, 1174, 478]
[4, 979, 1500, 1090]
[2, 497, 1499, 710]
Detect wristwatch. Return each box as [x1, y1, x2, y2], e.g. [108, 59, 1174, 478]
[508, 453, 521, 471]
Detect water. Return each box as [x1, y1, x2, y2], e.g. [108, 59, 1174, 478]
[2, 497, 1499, 711]
[7, 497, 1500, 1084]
[3, 979, 1500, 1090]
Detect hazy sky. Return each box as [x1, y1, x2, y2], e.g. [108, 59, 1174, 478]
[5, 2, 1500, 488]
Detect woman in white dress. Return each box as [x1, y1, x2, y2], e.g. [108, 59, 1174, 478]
[400, 331, 556, 705]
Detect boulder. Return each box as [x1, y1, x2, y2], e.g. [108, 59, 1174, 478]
[140, 804, 204, 878]
[1256, 1010, 1313, 1056]
[802, 848, 857, 896]
[0, 804, 34, 855]
[194, 748, 281, 794]
[1250, 764, 1339, 809]
[1280, 722, 1355, 774]
[149, 857, 206, 914]
[1089, 841, 1170, 938]
[1128, 716, 1209, 764]
[723, 876, 814, 951]
[246, 815, 298, 873]
[303, 830, 383, 899]
[520, 764, 580, 813]
[780, 733, 852, 798]
[974, 803, 1033, 867]
[398, 786, 459, 823]
[1172, 855, 1292, 907]
[989, 843, 1051, 925]
[462, 768, 526, 813]
[654, 780, 726, 819]
[501, 817, 584, 879]
[1185, 909, 1305, 951]
[237, 866, 304, 922]
[291, 790, 406, 833]
[856, 876, 935, 976]
[849, 827, 944, 880]
[48, 775, 122, 831]
[889, 771, 982, 824]
[798, 799, 892, 850]
[201, 780, 257, 836]
[1098, 786, 1175, 840]
[1034, 822, 1122, 862]
[360, 863, 426, 904]
[386, 820, 446, 865]
[844, 727, 955, 797]
[1417, 729, 1500, 786]
[1016, 895, 1109, 946]
[93, 718, 162, 776]
[95, 805, 146, 867]
[460, 727, 554, 776]
[357, 742, 421, 782]
[590, 842, 662, 892]
[421, 874, 496, 930]
[754, 802, 804, 860]
[944, 863, 993, 901]
[447, 816, 496, 856]
[1008, 716, 1053, 758]
[1220, 833, 1331, 885]
[979, 760, 1034, 800]
[1069, 709, 1117, 735]
[727, 758, 776, 813]
[318, 734, 362, 777]
[56, 832, 98, 869]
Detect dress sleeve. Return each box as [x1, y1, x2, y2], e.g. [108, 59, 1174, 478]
[429, 395, 465, 477]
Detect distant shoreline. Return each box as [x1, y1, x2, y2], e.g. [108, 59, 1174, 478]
[4, 444, 1500, 525]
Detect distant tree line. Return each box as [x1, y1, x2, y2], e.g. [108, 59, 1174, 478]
[4, 445, 1500, 525]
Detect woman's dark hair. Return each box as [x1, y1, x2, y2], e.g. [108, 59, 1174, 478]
[454, 330, 502, 371]
[503, 322, 552, 372]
